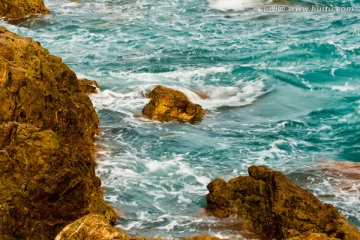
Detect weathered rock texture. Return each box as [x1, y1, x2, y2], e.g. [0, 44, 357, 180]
[205, 165, 360, 240]
[142, 85, 205, 123]
[287, 233, 339, 240]
[0, 0, 49, 19]
[78, 78, 101, 94]
[0, 27, 115, 239]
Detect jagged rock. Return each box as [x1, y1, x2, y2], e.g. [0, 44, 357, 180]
[205, 165, 360, 240]
[142, 85, 205, 123]
[0, 0, 49, 19]
[0, 27, 115, 239]
[78, 78, 101, 94]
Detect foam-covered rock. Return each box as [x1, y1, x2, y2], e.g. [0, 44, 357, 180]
[205, 165, 360, 240]
[142, 85, 205, 123]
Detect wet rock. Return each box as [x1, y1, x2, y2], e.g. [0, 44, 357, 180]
[0, 0, 49, 19]
[0, 27, 115, 239]
[142, 85, 205, 123]
[205, 165, 360, 240]
[78, 78, 101, 94]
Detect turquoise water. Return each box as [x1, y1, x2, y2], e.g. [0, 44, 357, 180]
[2, 0, 359, 239]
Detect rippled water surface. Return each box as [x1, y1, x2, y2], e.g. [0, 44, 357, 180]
[2, 0, 359, 238]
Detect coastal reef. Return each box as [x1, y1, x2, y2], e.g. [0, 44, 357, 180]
[0, 26, 115, 239]
[142, 85, 205, 123]
[205, 165, 360, 240]
[0, 0, 49, 19]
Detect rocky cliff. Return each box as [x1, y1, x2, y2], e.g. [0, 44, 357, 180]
[0, 0, 49, 19]
[0, 27, 224, 240]
[205, 165, 360, 240]
[0, 26, 115, 239]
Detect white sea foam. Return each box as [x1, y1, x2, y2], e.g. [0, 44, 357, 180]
[209, 0, 265, 12]
[91, 78, 268, 118]
[158, 220, 178, 231]
[197, 80, 267, 110]
[109, 66, 232, 84]
[331, 82, 358, 92]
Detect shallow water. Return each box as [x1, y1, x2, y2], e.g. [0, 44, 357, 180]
[1, 0, 359, 238]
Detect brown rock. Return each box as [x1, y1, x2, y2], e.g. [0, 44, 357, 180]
[205, 165, 360, 240]
[287, 233, 339, 240]
[0, 27, 115, 239]
[78, 78, 101, 94]
[55, 213, 129, 240]
[0, 0, 49, 19]
[142, 85, 205, 123]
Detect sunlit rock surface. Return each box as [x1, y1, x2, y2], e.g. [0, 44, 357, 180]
[205, 165, 360, 240]
[142, 85, 205, 123]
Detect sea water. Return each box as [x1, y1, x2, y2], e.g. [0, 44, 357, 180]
[1, 0, 359, 239]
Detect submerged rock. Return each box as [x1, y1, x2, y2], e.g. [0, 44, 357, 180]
[142, 85, 205, 123]
[205, 165, 360, 240]
[0, 27, 115, 239]
[0, 0, 49, 19]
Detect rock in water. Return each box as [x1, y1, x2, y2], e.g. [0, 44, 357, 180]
[205, 165, 360, 240]
[0, 27, 115, 239]
[142, 85, 205, 123]
[0, 0, 49, 19]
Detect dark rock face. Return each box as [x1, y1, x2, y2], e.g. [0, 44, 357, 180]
[205, 165, 360, 240]
[142, 85, 205, 123]
[0, 27, 115, 239]
[0, 0, 49, 19]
